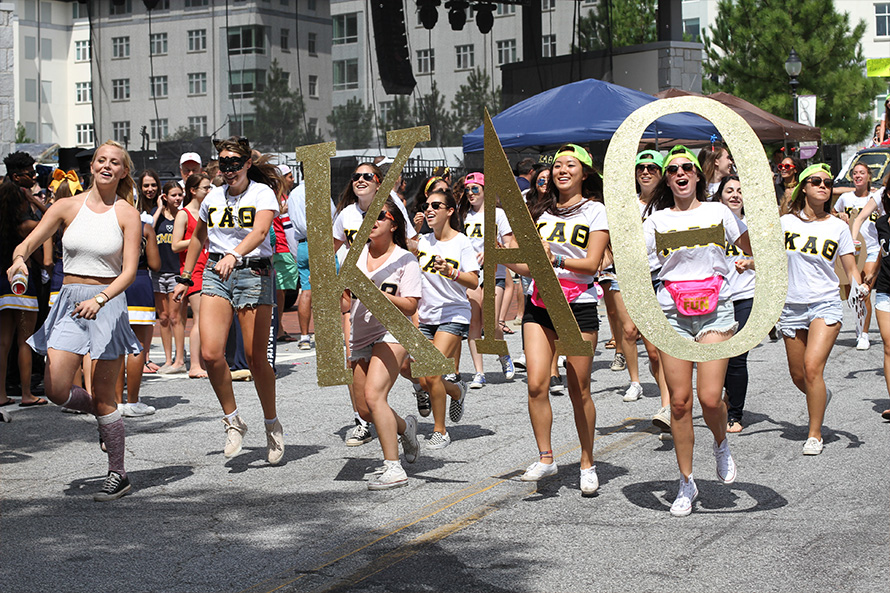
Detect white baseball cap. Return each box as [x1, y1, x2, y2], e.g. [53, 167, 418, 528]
[180, 152, 202, 167]
[276, 164, 291, 177]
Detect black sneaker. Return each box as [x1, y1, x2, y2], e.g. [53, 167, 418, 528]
[93, 471, 132, 502]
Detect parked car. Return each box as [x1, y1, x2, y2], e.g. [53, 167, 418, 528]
[834, 146, 890, 191]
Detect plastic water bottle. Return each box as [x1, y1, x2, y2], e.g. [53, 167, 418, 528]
[11, 271, 27, 295]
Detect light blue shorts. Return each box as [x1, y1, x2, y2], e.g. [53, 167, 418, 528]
[203, 264, 274, 309]
[664, 300, 738, 341]
[866, 245, 879, 263]
[779, 300, 843, 337]
[876, 292, 890, 313]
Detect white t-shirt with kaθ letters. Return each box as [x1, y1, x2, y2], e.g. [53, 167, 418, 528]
[781, 213, 854, 304]
[534, 199, 609, 304]
[463, 206, 513, 280]
[333, 200, 418, 252]
[833, 191, 880, 250]
[349, 244, 422, 351]
[643, 202, 745, 310]
[200, 180, 280, 258]
[415, 232, 480, 325]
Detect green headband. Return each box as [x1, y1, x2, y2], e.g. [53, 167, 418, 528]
[662, 145, 702, 173]
[789, 163, 833, 204]
[555, 144, 593, 169]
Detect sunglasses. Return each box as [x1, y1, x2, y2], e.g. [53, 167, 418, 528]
[777, 163, 796, 171]
[218, 155, 249, 173]
[665, 162, 696, 175]
[636, 164, 660, 174]
[421, 201, 448, 211]
[806, 177, 833, 188]
[376, 210, 395, 222]
[536, 178, 548, 186]
[352, 172, 379, 183]
[465, 186, 481, 195]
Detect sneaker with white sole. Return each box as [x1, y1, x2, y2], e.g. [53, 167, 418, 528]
[368, 461, 408, 491]
[469, 373, 486, 389]
[450, 381, 468, 422]
[443, 373, 459, 383]
[652, 406, 671, 432]
[549, 376, 564, 395]
[93, 471, 132, 502]
[297, 338, 312, 351]
[623, 382, 643, 402]
[513, 354, 527, 370]
[401, 415, 419, 464]
[223, 415, 248, 458]
[856, 333, 870, 350]
[346, 422, 373, 446]
[500, 355, 515, 380]
[670, 475, 699, 517]
[610, 352, 627, 372]
[520, 460, 558, 481]
[427, 431, 451, 450]
[713, 438, 736, 484]
[412, 384, 431, 418]
[580, 466, 599, 495]
[802, 437, 824, 455]
[121, 401, 156, 417]
[265, 419, 284, 464]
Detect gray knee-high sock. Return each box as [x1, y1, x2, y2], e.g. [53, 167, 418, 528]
[97, 410, 126, 477]
[63, 385, 93, 413]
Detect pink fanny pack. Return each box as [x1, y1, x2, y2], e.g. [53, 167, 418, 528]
[530, 279, 600, 309]
[664, 276, 723, 316]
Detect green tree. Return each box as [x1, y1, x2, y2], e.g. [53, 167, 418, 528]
[327, 97, 375, 149]
[703, 0, 883, 145]
[251, 59, 319, 151]
[15, 121, 34, 143]
[575, 0, 657, 52]
[413, 81, 461, 146]
[451, 68, 501, 134]
[378, 96, 415, 134]
[164, 126, 200, 142]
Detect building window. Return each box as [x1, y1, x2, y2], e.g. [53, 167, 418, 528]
[188, 116, 208, 137]
[75, 82, 92, 104]
[185, 0, 210, 6]
[308, 75, 318, 98]
[25, 79, 37, 103]
[188, 29, 207, 52]
[76, 124, 95, 146]
[683, 18, 700, 41]
[150, 76, 168, 99]
[229, 69, 266, 98]
[110, 0, 132, 16]
[150, 33, 168, 56]
[496, 3, 516, 16]
[188, 72, 207, 96]
[41, 38, 52, 60]
[542, 0, 555, 10]
[40, 81, 52, 104]
[75, 40, 91, 62]
[417, 49, 435, 74]
[111, 79, 130, 101]
[308, 118, 319, 138]
[112, 121, 131, 144]
[281, 29, 290, 51]
[228, 26, 266, 55]
[150, 119, 169, 141]
[228, 114, 256, 137]
[333, 59, 359, 90]
[73, 2, 86, 18]
[333, 13, 358, 44]
[542, 34, 556, 58]
[877, 4, 890, 37]
[112, 36, 130, 59]
[456, 44, 474, 70]
[379, 101, 394, 125]
[24, 37, 36, 60]
[308, 32, 318, 55]
[496, 39, 516, 65]
[308, 0, 316, 10]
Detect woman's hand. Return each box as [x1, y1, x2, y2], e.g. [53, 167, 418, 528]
[173, 282, 188, 303]
[541, 239, 553, 265]
[476, 251, 485, 267]
[72, 297, 102, 320]
[213, 253, 237, 280]
[6, 257, 28, 283]
[835, 211, 850, 223]
[735, 258, 755, 273]
[413, 211, 425, 231]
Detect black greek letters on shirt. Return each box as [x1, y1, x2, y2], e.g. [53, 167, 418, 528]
[205, 206, 257, 228]
[842, 206, 879, 222]
[535, 221, 589, 248]
[344, 229, 359, 246]
[416, 250, 460, 277]
[380, 282, 397, 295]
[784, 231, 838, 260]
[465, 222, 483, 238]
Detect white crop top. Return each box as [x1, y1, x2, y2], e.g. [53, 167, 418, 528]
[62, 197, 124, 277]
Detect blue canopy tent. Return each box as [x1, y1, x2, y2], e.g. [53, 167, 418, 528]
[462, 79, 720, 153]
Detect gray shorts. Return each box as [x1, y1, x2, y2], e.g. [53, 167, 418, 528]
[27, 283, 142, 360]
[151, 271, 178, 294]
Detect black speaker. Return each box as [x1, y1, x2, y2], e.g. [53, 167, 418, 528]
[369, 1, 415, 95]
[57, 147, 81, 172]
[822, 144, 843, 177]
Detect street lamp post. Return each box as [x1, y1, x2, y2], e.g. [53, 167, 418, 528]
[784, 48, 802, 124]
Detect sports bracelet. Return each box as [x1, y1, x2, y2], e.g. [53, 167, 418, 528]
[13, 254, 25, 262]
[225, 250, 243, 264]
[451, 267, 460, 281]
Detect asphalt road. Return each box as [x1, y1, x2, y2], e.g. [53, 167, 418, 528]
[1, 307, 888, 593]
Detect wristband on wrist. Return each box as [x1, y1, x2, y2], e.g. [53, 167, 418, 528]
[181, 270, 192, 279]
[225, 250, 243, 264]
[451, 267, 460, 281]
[175, 275, 195, 287]
[13, 254, 25, 262]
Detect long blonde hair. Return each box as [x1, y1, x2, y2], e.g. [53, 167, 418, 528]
[90, 140, 135, 205]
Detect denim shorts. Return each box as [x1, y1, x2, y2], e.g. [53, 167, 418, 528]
[665, 300, 738, 341]
[296, 240, 311, 290]
[866, 245, 879, 263]
[203, 264, 274, 309]
[348, 332, 400, 362]
[779, 300, 843, 337]
[876, 292, 890, 313]
[418, 321, 469, 340]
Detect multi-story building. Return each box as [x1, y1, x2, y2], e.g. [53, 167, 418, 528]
[13, 0, 331, 149]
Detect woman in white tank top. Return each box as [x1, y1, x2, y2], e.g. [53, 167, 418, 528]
[6, 141, 144, 502]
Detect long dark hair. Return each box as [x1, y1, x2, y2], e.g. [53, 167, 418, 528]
[183, 172, 211, 207]
[528, 161, 602, 222]
[425, 187, 462, 232]
[779, 156, 805, 185]
[382, 196, 408, 250]
[336, 163, 382, 214]
[645, 163, 708, 216]
[699, 143, 729, 182]
[529, 167, 550, 204]
[214, 136, 281, 196]
[457, 175, 483, 221]
[137, 169, 161, 214]
[713, 174, 743, 216]
[0, 181, 26, 267]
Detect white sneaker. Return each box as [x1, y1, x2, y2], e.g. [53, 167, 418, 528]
[121, 401, 156, 417]
[427, 431, 451, 450]
[469, 372, 486, 389]
[368, 461, 408, 491]
[622, 382, 643, 402]
[652, 406, 671, 432]
[802, 437, 824, 455]
[670, 475, 699, 517]
[520, 460, 557, 481]
[513, 353, 527, 370]
[265, 419, 284, 465]
[580, 466, 599, 495]
[712, 438, 736, 484]
[400, 415, 419, 464]
[443, 373, 459, 383]
[856, 333, 870, 350]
